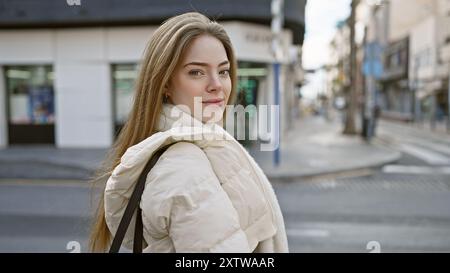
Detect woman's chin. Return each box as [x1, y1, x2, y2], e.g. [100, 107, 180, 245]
[202, 112, 224, 124]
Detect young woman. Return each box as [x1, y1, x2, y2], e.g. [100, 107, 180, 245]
[89, 12, 288, 253]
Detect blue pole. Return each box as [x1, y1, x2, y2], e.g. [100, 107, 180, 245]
[274, 62, 280, 166]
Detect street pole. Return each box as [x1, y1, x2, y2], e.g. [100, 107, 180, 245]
[365, 47, 375, 139]
[447, 71, 450, 132]
[343, 0, 359, 134]
[363, 4, 377, 141]
[414, 59, 421, 124]
[271, 0, 284, 167]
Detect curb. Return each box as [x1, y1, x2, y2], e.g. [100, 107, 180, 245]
[265, 146, 402, 182]
[0, 139, 402, 181]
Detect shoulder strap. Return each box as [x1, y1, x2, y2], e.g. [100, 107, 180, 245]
[109, 142, 177, 253]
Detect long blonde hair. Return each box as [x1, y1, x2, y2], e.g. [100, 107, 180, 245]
[89, 12, 237, 252]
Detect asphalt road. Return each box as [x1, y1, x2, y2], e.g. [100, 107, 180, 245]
[279, 120, 450, 252]
[1, 120, 450, 253]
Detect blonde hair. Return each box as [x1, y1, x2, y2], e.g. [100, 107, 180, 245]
[89, 12, 237, 252]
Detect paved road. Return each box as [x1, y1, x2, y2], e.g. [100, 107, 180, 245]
[277, 169, 450, 252]
[0, 181, 98, 253]
[279, 120, 450, 252]
[1, 120, 449, 253]
[2, 169, 449, 253]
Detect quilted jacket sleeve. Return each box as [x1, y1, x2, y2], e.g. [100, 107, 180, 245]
[141, 141, 251, 252]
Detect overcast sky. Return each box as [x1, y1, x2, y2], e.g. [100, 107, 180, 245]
[301, 0, 351, 100]
[302, 0, 351, 70]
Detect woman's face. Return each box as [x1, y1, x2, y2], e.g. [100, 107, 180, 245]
[166, 34, 232, 124]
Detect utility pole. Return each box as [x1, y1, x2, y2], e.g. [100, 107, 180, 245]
[448, 71, 450, 132]
[343, 0, 359, 134]
[271, 0, 284, 167]
[363, 1, 382, 141]
[413, 59, 421, 123]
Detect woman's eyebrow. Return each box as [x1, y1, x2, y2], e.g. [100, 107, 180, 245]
[183, 60, 229, 68]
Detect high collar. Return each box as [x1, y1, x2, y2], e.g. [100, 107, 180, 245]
[157, 103, 224, 132]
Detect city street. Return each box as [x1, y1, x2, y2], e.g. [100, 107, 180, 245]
[280, 119, 450, 252]
[1, 119, 450, 253]
[279, 164, 450, 252]
[1, 0, 449, 256]
[0, 180, 97, 253]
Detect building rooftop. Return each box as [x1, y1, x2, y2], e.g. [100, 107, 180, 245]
[0, 0, 306, 44]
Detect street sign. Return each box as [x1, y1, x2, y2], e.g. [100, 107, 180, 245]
[363, 42, 383, 79]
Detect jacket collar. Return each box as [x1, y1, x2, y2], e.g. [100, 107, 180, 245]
[157, 103, 223, 132]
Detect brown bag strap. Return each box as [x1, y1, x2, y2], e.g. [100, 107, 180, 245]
[109, 142, 176, 253]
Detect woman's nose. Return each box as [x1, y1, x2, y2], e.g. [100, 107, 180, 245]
[207, 73, 223, 92]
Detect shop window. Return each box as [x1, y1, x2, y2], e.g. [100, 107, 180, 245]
[5, 66, 54, 125]
[112, 63, 139, 135]
[235, 62, 267, 147]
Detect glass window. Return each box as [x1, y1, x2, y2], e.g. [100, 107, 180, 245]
[234, 62, 267, 147]
[5, 65, 54, 125]
[237, 61, 267, 107]
[112, 64, 139, 126]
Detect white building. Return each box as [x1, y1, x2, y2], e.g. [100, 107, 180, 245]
[0, 1, 306, 148]
[408, 0, 450, 124]
[356, 0, 450, 124]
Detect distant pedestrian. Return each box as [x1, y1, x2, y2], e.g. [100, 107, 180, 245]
[89, 12, 288, 253]
[372, 104, 381, 136]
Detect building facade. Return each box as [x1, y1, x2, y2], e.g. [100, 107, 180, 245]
[351, 0, 450, 128]
[0, 0, 306, 148]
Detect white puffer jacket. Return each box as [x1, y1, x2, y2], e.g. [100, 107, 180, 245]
[104, 103, 289, 253]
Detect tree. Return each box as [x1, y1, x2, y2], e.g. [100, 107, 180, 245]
[343, 0, 359, 135]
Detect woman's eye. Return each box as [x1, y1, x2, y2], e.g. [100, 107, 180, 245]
[220, 69, 230, 76]
[188, 70, 203, 76]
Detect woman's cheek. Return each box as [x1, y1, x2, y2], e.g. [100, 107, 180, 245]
[225, 80, 232, 100]
[186, 80, 205, 97]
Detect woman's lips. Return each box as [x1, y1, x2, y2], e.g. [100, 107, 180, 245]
[202, 99, 224, 106]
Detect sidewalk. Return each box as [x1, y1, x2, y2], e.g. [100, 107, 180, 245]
[0, 115, 401, 181]
[0, 146, 108, 180]
[376, 117, 450, 150]
[390, 119, 450, 136]
[248, 114, 401, 180]
[380, 111, 450, 135]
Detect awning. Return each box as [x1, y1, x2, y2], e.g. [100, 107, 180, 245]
[416, 80, 443, 100]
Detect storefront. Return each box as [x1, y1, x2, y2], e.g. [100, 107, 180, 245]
[3, 65, 55, 144]
[0, 0, 305, 148]
[0, 22, 300, 148]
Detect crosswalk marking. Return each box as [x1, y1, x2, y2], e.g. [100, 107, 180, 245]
[398, 143, 450, 165]
[380, 121, 450, 146]
[382, 165, 450, 175]
[410, 141, 450, 157]
[391, 133, 450, 157]
[287, 228, 330, 238]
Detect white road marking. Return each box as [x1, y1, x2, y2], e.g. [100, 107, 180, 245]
[382, 165, 450, 175]
[286, 228, 330, 238]
[398, 143, 450, 165]
[411, 141, 450, 157]
[396, 134, 450, 157]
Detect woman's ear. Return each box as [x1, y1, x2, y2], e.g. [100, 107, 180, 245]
[163, 83, 172, 103]
[163, 80, 170, 91]
[164, 82, 172, 96]
[163, 86, 170, 96]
